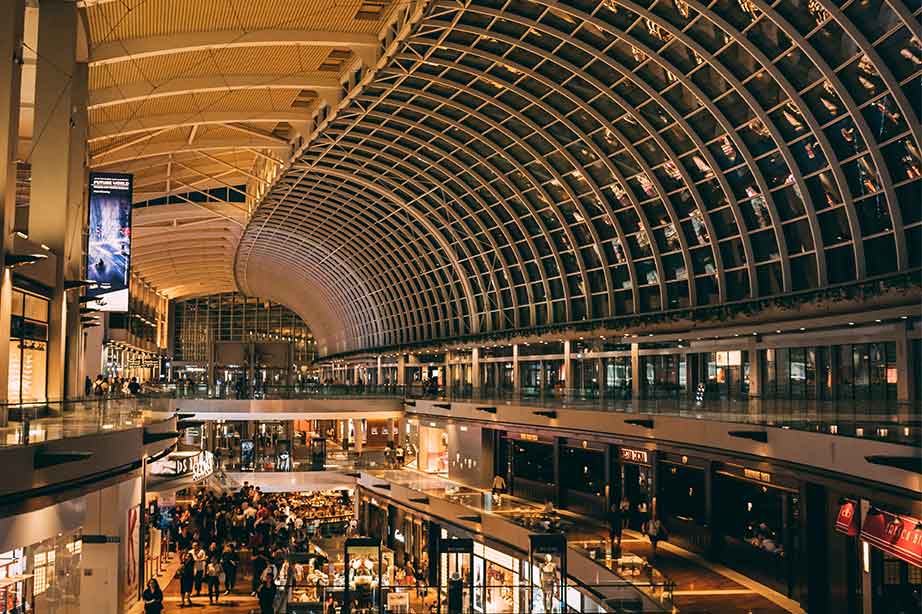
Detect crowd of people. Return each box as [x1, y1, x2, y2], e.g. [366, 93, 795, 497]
[86, 374, 145, 397]
[162, 483, 355, 613]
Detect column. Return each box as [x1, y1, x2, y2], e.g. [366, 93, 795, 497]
[895, 325, 911, 402]
[552, 436, 562, 507]
[471, 346, 480, 392]
[597, 357, 606, 403]
[747, 340, 762, 399]
[376, 354, 383, 387]
[0, 0, 25, 415]
[630, 342, 641, 400]
[512, 344, 520, 394]
[563, 340, 572, 392]
[397, 354, 406, 386]
[29, 0, 88, 400]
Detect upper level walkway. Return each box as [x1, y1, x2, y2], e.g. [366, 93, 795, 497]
[2, 383, 916, 448]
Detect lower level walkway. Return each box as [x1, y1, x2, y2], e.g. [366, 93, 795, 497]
[369, 468, 803, 614]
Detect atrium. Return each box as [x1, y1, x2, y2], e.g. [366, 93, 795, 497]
[0, 0, 918, 613]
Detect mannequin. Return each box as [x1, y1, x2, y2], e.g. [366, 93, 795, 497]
[539, 554, 558, 613]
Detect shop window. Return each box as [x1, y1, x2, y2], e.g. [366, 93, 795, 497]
[32, 549, 55, 595]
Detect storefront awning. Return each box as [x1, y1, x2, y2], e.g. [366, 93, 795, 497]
[860, 508, 922, 568]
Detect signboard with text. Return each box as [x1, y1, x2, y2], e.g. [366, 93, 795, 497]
[860, 508, 922, 567]
[86, 172, 132, 311]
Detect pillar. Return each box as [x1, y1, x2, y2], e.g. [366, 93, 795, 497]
[747, 340, 762, 399]
[563, 340, 572, 390]
[376, 355, 383, 387]
[471, 346, 480, 391]
[29, 0, 87, 400]
[896, 325, 911, 402]
[597, 357, 606, 402]
[0, 0, 25, 414]
[512, 344, 520, 393]
[630, 342, 641, 400]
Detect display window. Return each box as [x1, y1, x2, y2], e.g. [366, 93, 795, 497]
[418, 425, 448, 474]
[0, 529, 82, 614]
[713, 472, 799, 597]
[7, 289, 49, 404]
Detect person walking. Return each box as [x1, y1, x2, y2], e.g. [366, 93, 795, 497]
[191, 542, 207, 595]
[179, 552, 195, 607]
[491, 474, 506, 499]
[143, 578, 163, 614]
[206, 556, 222, 604]
[257, 578, 276, 614]
[221, 543, 239, 594]
[619, 495, 631, 530]
[252, 549, 269, 595]
[644, 516, 667, 557]
[608, 500, 623, 555]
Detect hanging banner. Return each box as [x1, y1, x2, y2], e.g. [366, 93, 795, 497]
[86, 172, 132, 311]
[860, 508, 922, 568]
[835, 500, 860, 536]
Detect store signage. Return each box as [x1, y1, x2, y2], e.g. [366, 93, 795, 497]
[835, 500, 860, 536]
[743, 468, 772, 483]
[859, 508, 922, 568]
[519, 433, 539, 442]
[620, 447, 649, 464]
[86, 172, 133, 312]
[126, 358, 160, 368]
[150, 450, 213, 481]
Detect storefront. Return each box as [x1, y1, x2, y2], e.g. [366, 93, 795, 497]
[504, 433, 556, 503]
[833, 500, 922, 613]
[657, 453, 709, 552]
[7, 288, 49, 404]
[417, 422, 448, 475]
[474, 542, 521, 614]
[617, 446, 655, 530]
[712, 464, 800, 598]
[559, 439, 606, 518]
[0, 529, 83, 614]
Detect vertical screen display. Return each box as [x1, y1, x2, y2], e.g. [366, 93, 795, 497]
[87, 172, 132, 311]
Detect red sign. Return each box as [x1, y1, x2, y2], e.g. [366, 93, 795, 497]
[860, 508, 922, 568]
[835, 501, 859, 536]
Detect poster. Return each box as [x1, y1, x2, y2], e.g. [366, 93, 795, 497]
[86, 172, 132, 311]
[123, 504, 140, 606]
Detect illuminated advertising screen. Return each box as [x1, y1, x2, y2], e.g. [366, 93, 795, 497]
[86, 172, 132, 311]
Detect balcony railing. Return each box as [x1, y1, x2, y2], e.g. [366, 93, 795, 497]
[2, 383, 917, 447]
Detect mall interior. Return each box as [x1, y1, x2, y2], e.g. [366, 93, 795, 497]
[0, 0, 919, 612]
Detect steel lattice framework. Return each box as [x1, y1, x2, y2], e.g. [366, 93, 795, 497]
[235, 0, 922, 355]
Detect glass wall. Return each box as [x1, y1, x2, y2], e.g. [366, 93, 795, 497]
[713, 474, 800, 597]
[762, 342, 897, 401]
[641, 354, 686, 399]
[0, 528, 82, 614]
[173, 293, 316, 364]
[7, 289, 49, 403]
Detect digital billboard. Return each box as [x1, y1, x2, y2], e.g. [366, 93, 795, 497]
[86, 172, 132, 311]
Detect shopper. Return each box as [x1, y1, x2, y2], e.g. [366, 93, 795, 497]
[179, 551, 195, 607]
[252, 549, 269, 595]
[257, 578, 276, 614]
[608, 501, 623, 555]
[128, 376, 141, 395]
[143, 578, 163, 614]
[619, 495, 631, 529]
[191, 541, 207, 595]
[206, 556, 222, 604]
[644, 516, 667, 556]
[221, 542, 239, 594]
[491, 474, 506, 497]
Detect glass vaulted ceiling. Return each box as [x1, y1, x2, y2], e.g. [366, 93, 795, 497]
[236, 0, 922, 355]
